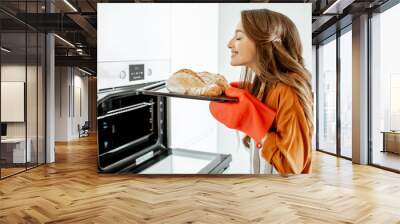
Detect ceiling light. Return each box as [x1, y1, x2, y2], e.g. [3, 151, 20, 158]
[78, 67, 92, 76]
[322, 0, 356, 15]
[1, 47, 11, 53]
[63, 0, 78, 12]
[323, 0, 343, 14]
[54, 34, 75, 48]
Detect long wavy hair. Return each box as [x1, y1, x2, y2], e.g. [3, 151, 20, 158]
[239, 9, 314, 147]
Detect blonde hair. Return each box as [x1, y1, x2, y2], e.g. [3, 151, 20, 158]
[239, 9, 314, 147]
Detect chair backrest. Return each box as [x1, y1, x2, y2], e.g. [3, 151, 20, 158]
[82, 121, 90, 129]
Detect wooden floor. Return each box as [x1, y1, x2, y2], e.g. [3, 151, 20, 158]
[372, 151, 400, 171]
[1, 167, 26, 178]
[1, 135, 400, 223]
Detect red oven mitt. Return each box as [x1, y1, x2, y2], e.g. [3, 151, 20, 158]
[230, 81, 240, 88]
[209, 87, 276, 148]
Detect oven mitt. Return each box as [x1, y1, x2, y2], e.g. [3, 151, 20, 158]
[210, 87, 276, 148]
[230, 81, 240, 88]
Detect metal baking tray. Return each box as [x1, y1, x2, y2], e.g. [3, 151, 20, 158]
[137, 81, 238, 102]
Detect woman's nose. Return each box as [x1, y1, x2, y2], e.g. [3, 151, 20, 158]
[227, 38, 233, 49]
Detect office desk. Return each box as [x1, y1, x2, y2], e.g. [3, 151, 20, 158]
[381, 131, 400, 154]
[1, 138, 31, 163]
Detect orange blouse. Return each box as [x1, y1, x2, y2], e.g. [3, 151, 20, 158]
[260, 82, 312, 174]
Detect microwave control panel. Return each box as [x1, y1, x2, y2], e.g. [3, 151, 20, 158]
[129, 64, 145, 81]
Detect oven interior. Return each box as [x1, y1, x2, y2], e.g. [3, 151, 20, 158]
[97, 86, 168, 172]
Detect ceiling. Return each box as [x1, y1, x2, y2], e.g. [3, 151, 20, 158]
[0, 0, 394, 75]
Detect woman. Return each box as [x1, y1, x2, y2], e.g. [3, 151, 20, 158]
[209, 9, 313, 175]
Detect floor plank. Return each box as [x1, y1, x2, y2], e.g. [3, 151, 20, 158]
[1, 134, 400, 223]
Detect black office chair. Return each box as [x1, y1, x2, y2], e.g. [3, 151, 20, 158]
[78, 121, 90, 138]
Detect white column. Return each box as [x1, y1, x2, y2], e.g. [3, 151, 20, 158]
[352, 14, 369, 164]
[46, 33, 55, 163]
[45, 0, 56, 163]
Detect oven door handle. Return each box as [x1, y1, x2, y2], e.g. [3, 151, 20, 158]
[97, 102, 154, 120]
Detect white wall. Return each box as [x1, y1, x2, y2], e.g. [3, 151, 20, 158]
[218, 3, 312, 173]
[55, 67, 68, 141]
[168, 4, 219, 152]
[55, 67, 89, 141]
[72, 72, 89, 138]
[97, 3, 171, 62]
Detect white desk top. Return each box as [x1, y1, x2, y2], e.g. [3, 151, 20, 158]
[1, 138, 28, 143]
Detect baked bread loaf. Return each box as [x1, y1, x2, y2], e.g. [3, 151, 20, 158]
[166, 69, 229, 97]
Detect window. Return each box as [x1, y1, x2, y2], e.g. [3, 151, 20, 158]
[339, 28, 352, 158]
[370, 3, 400, 171]
[317, 37, 337, 154]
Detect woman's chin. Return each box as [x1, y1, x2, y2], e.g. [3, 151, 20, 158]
[230, 61, 241, 66]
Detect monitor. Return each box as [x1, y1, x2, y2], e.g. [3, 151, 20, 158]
[1, 123, 7, 137]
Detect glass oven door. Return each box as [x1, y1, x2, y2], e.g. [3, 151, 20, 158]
[119, 147, 231, 174]
[139, 148, 232, 174]
[97, 92, 159, 171]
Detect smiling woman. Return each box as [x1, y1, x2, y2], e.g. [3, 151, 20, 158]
[228, 27, 257, 67]
[210, 8, 313, 175]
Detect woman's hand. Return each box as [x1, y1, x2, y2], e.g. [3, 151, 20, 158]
[209, 87, 276, 147]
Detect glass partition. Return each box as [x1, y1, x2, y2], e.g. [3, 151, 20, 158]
[0, 1, 46, 179]
[1, 31, 28, 177]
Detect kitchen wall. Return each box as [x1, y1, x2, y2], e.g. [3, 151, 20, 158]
[168, 4, 219, 153]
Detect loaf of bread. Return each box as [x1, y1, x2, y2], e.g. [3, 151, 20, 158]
[166, 69, 229, 97]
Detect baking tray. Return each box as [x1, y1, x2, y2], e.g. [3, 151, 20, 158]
[137, 81, 238, 102]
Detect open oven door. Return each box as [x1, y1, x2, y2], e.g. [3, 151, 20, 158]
[97, 81, 232, 174]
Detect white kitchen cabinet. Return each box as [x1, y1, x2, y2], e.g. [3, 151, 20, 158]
[97, 3, 171, 62]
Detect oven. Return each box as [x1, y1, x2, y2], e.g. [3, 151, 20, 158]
[97, 81, 232, 174]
